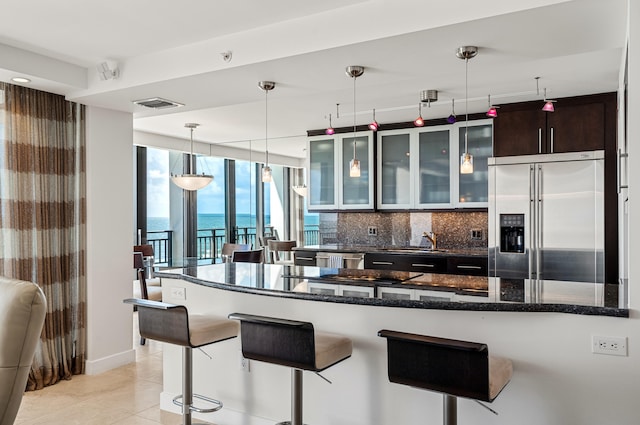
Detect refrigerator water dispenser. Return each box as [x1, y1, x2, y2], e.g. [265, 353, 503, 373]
[500, 214, 525, 253]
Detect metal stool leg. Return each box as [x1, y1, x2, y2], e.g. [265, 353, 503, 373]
[443, 394, 457, 425]
[276, 368, 305, 425]
[183, 346, 194, 425]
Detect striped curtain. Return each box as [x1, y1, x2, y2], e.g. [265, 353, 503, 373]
[0, 83, 86, 389]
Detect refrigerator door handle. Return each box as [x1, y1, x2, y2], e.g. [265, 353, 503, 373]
[529, 164, 535, 279]
[536, 164, 543, 280]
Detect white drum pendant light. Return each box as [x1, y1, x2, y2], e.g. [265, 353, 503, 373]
[171, 123, 213, 190]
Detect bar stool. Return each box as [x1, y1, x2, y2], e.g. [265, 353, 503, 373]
[229, 313, 353, 425]
[378, 330, 512, 425]
[124, 298, 239, 425]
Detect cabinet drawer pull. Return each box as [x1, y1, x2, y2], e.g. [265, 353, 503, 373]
[456, 265, 483, 270]
[372, 261, 394, 265]
[411, 263, 435, 268]
[296, 257, 315, 261]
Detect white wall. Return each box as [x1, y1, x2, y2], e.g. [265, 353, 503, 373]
[160, 278, 639, 425]
[627, 0, 639, 307]
[85, 106, 135, 374]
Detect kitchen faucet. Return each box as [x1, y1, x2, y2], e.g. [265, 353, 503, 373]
[422, 231, 437, 249]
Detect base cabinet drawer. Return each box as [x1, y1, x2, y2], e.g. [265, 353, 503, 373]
[446, 256, 488, 276]
[294, 251, 317, 266]
[365, 253, 447, 273]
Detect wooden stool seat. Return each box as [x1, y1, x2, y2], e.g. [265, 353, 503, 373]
[188, 314, 240, 347]
[229, 313, 352, 425]
[314, 332, 353, 370]
[378, 329, 512, 425]
[125, 298, 238, 425]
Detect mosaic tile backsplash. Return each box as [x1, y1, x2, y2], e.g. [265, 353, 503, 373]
[317, 211, 488, 250]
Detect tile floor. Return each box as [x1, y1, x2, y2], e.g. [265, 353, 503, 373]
[14, 314, 214, 425]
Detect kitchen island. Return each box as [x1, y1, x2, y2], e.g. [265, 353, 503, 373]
[153, 263, 634, 425]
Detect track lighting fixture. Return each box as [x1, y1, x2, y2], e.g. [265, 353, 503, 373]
[325, 113, 335, 135]
[486, 94, 498, 118]
[368, 109, 379, 131]
[414, 103, 425, 127]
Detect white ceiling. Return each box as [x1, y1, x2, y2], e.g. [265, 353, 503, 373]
[0, 0, 628, 161]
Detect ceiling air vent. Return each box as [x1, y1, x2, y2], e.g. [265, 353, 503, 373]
[133, 97, 184, 109]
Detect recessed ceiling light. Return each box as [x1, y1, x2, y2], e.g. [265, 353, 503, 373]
[11, 77, 31, 83]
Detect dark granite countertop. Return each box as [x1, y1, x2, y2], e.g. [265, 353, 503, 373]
[293, 244, 488, 257]
[155, 263, 628, 317]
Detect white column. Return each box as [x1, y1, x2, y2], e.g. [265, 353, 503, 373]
[85, 106, 135, 374]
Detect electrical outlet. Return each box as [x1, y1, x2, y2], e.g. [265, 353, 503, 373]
[170, 287, 186, 300]
[471, 229, 483, 240]
[368, 226, 378, 236]
[239, 351, 250, 372]
[592, 335, 627, 356]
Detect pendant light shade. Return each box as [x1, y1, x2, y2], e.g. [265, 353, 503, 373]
[414, 103, 425, 127]
[325, 113, 335, 135]
[171, 123, 214, 190]
[259, 80, 276, 183]
[456, 46, 478, 175]
[346, 65, 364, 178]
[542, 89, 556, 112]
[447, 99, 457, 124]
[368, 108, 379, 131]
[486, 94, 498, 118]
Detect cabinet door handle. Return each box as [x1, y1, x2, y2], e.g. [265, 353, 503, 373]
[296, 257, 315, 261]
[456, 265, 482, 270]
[618, 148, 629, 193]
[538, 128, 542, 153]
[411, 263, 435, 268]
[550, 127, 554, 153]
[372, 261, 394, 265]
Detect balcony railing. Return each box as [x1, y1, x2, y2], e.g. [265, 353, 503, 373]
[148, 224, 320, 265]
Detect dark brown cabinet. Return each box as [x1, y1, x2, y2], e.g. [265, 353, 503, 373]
[446, 256, 487, 276]
[493, 92, 616, 157]
[364, 253, 447, 273]
[293, 250, 317, 266]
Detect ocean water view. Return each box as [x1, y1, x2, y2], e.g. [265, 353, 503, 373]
[148, 213, 319, 232]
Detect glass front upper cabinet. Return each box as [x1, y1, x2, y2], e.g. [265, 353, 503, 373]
[377, 120, 492, 209]
[378, 130, 412, 209]
[308, 137, 337, 209]
[457, 122, 493, 206]
[308, 131, 374, 211]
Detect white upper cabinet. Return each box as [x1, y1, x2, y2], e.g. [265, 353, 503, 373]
[377, 120, 493, 209]
[308, 131, 374, 210]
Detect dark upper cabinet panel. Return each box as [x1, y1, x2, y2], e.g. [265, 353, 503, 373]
[493, 108, 545, 156]
[493, 92, 615, 157]
[546, 102, 605, 153]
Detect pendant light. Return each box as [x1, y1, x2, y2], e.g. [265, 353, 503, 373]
[536, 77, 556, 112]
[414, 103, 425, 127]
[259, 80, 276, 183]
[170, 123, 214, 191]
[368, 108, 379, 131]
[486, 94, 499, 118]
[542, 88, 556, 112]
[457, 46, 478, 175]
[346, 65, 364, 178]
[447, 99, 457, 124]
[325, 113, 335, 135]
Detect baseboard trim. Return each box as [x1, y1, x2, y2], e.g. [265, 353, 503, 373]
[160, 391, 274, 425]
[85, 348, 136, 375]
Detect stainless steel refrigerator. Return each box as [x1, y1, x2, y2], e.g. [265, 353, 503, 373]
[488, 151, 604, 283]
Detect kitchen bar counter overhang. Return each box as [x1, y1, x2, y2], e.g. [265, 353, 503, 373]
[155, 263, 628, 318]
